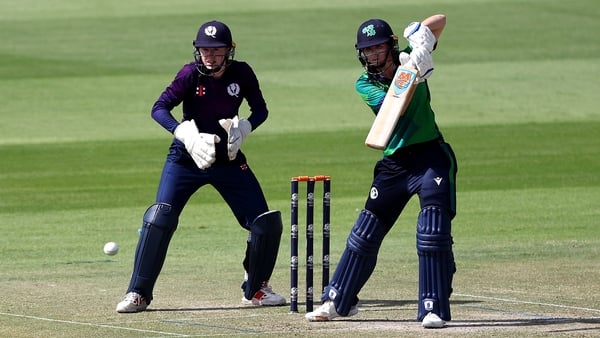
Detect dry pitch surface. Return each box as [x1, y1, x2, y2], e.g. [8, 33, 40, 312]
[3, 292, 598, 337]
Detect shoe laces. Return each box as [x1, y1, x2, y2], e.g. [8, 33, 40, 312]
[260, 281, 274, 293]
[124, 292, 145, 304]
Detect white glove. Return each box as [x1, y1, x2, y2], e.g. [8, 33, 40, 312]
[403, 21, 436, 53]
[399, 46, 434, 82]
[174, 119, 220, 169]
[218, 116, 252, 160]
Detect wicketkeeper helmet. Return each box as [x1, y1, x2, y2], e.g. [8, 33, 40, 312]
[193, 20, 233, 48]
[192, 20, 236, 76]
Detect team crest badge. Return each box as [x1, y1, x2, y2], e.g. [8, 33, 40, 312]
[204, 25, 217, 38]
[370, 187, 379, 199]
[362, 24, 376, 37]
[227, 83, 240, 97]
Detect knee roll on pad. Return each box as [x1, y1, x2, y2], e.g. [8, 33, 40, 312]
[142, 203, 178, 230]
[324, 209, 387, 316]
[244, 210, 283, 299]
[416, 206, 455, 321]
[346, 210, 388, 256]
[251, 210, 283, 235]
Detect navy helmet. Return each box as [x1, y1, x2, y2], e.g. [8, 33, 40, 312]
[192, 20, 236, 76]
[355, 19, 396, 49]
[193, 20, 234, 48]
[355, 19, 400, 76]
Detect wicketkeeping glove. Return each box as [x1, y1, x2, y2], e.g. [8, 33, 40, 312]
[218, 115, 252, 161]
[399, 46, 434, 82]
[174, 119, 220, 169]
[403, 21, 436, 53]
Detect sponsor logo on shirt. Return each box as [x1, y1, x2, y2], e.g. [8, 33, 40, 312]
[196, 85, 206, 97]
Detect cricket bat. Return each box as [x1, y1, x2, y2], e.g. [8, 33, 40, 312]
[364, 66, 419, 150]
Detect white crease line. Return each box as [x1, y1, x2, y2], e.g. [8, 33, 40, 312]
[0, 312, 189, 337]
[455, 293, 600, 313]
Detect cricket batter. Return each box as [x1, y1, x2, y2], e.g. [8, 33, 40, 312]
[306, 15, 458, 328]
[116, 20, 286, 313]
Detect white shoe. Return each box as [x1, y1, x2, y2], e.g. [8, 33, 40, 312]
[422, 312, 445, 328]
[305, 299, 359, 322]
[242, 283, 286, 306]
[116, 292, 148, 313]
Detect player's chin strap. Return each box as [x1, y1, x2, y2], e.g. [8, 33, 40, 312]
[193, 46, 236, 76]
[194, 58, 226, 76]
[359, 48, 399, 81]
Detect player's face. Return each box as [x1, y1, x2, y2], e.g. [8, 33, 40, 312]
[362, 43, 390, 68]
[198, 47, 229, 69]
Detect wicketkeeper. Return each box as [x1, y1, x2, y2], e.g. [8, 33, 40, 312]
[306, 14, 458, 329]
[116, 20, 286, 313]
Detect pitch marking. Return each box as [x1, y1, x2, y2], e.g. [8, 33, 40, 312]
[0, 312, 187, 336]
[455, 293, 600, 313]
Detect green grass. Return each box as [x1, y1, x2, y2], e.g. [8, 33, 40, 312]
[1, 0, 599, 336]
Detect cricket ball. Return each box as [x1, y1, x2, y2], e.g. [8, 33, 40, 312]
[103, 241, 119, 256]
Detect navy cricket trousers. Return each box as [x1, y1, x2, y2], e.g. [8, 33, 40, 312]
[364, 139, 457, 230]
[155, 146, 269, 230]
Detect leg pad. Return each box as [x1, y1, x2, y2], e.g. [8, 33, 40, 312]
[324, 209, 387, 315]
[128, 203, 178, 303]
[416, 206, 455, 321]
[244, 210, 283, 299]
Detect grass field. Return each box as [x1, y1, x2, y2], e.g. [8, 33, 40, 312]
[1, 0, 599, 337]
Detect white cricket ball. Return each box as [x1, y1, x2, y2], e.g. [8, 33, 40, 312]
[103, 241, 119, 256]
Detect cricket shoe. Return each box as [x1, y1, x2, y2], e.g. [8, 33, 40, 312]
[116, 292, 148, 313]
[422, 312, 445, 328]
[305, 300, 359, 322]
[242, 283, 286, 306]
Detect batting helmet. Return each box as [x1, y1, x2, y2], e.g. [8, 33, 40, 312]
[355, 19, 400, 76]
[355, 19, 396, 49]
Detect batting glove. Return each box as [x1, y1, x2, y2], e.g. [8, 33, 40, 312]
[399, 46, 434, 83]
[174, 119, 220, 169]
[403, 21, 437, 53]
[218, 116, 252, 161]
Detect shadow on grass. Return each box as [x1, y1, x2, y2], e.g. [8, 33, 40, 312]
[146, 299, 480, 313]
[146, 300, 600, 333]
[358, 298, 482, 309]
[146, 305, 267, 312]
[344, 300, 600, 332]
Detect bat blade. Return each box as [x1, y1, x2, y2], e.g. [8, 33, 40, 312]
[364, 66, 418, 150]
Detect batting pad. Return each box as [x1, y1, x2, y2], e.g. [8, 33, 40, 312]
[416, 206, 455, 321]
[244, 210, 283, 300]
[324, 209, 387, 316]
